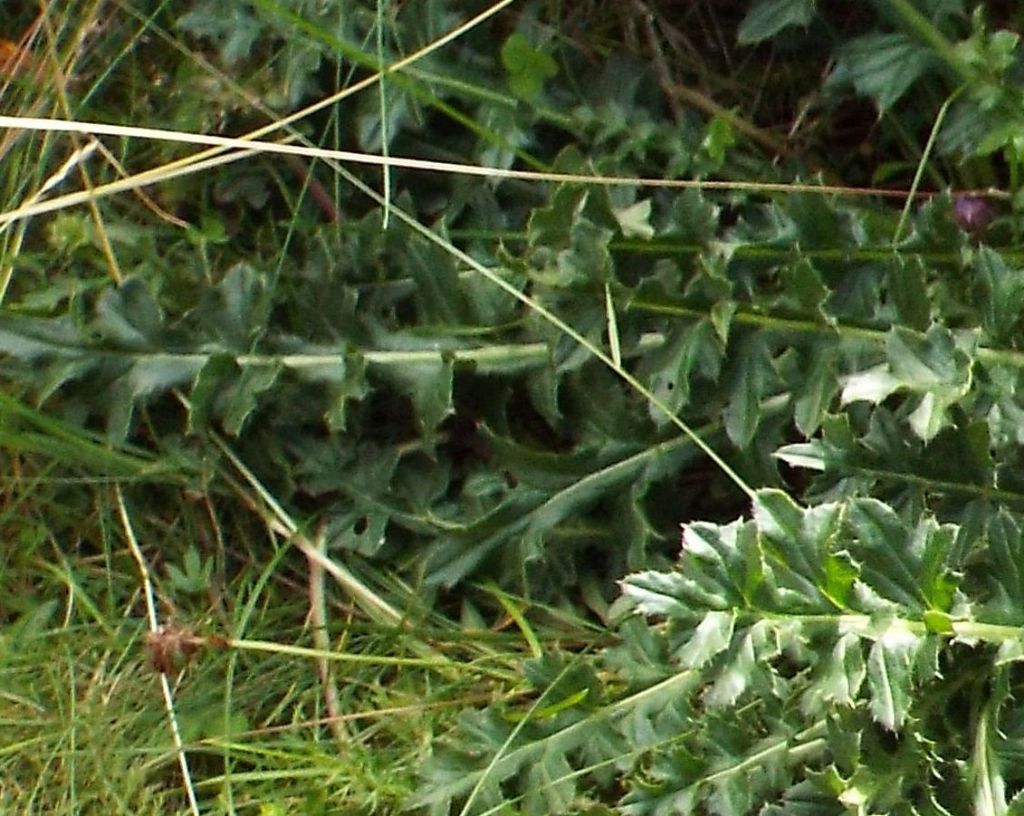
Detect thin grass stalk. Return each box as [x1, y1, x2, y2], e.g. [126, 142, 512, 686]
[0, 113, 939, 230]
[114, 485, 200, 816]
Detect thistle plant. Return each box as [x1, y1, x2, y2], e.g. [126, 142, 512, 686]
[4, 1, 1024, 814]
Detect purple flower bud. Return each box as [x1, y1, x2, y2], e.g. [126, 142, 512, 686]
[952, 194, 995, 232]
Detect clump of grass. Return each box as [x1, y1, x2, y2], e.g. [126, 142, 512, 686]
[1, 433, 545, 813]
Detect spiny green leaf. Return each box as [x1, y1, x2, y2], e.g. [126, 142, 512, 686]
[975, 246, 1024, 344]
[623, 568, 707, 620]
[784, 193, 845, 250]
[125, 355, 204, 399]
[523, 652, 603, 711]
[613, 199, 655, 240]
[527, 184, 588, 249]
[422, 427, 695, 589]
[738, 0, 816, 45]
[403, 239, 471, 325]
[639, 320, 722, 426]
[827, 32, 937, 113]
[779, 258, 830, 319]
[812, 632, 867, 709]
[972, 700, 1008, 816]
[519, 436, 685, 564]
[887, 326, 972, 394]
[983, 510, 1024, 624]
[723, 333, 778, 449]
[0, 315, 88, 362]
[94, 277, 165, 349]
[841, 363, 902, 404]
[177, 2, 262, 64]
[222, 363, 281, 436]
[524, 748, 575, 814]
[674, 610, 735, 670]
[846, 499, 959, 611]
[699, 114, 736, 170]
[194, 263, 270, 351]
[888, 255, 931, 331]
[842, 326, 974, 441]
[558, 217, 614, 287]
[704, 620, 780, 708]
[105, 354, 205, 440]
[290, 351, 366, 432]
[759, 778, 845, 816]
[755, 490, 856, 611]
[187, 353, 236, 433]
[374, 355, 453, 450]
[666, 187, 719, 243]
[866, 622, 920, 731]
[415, 670, 694, 814]
[624, 517, 764, 616]
[791, 345, 841, 436]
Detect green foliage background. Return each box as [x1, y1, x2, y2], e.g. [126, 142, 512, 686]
[7, 0, 1024, 813]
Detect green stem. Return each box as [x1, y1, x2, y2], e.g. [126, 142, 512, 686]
[697, 721, 828, 790]
[759, 612, 1023, 644]
[630, 296, 1024, 371]
[884, 0, 973, 81]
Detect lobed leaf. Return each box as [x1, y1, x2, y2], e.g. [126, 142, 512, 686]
[827, 32, 937, 113]
[737, 0, 817, 45]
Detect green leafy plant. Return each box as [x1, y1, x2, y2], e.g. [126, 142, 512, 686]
[501, 32, 558, 101]
[419, 489, 1024, 812]
[7, 0, 1024, 813]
